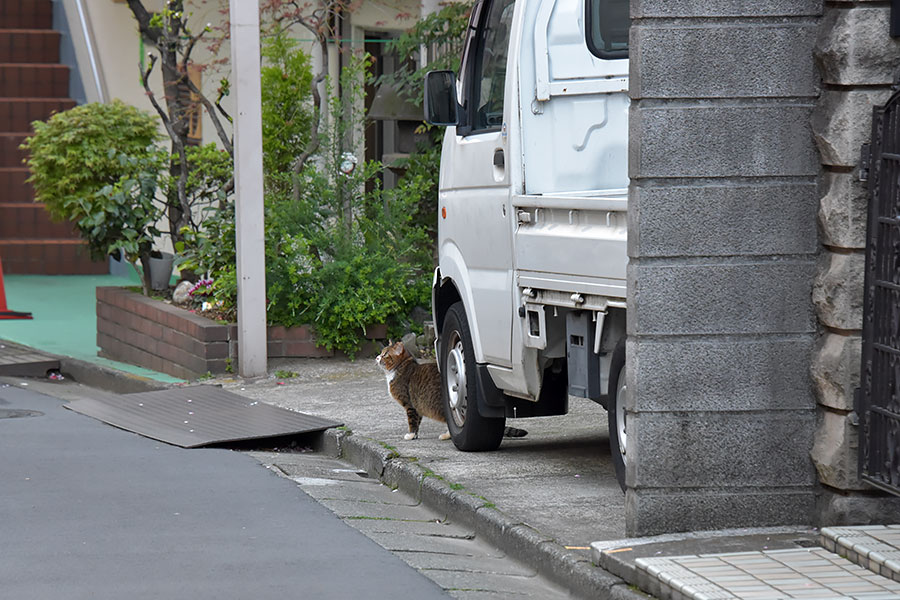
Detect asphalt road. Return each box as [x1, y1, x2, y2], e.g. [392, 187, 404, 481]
[0, 382, 449, 600]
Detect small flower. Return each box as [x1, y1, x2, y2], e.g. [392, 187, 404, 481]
[189, 278, 214, 298]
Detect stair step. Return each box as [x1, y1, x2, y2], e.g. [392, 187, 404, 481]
[0, 98, 75, 132]
[0, 239, 108, 275]
[0, 1, 53, 30]
[0, 64, 68, 97]
[0, 203, 78, 239]
[0, 30, 60, 63]
[0, 167, 31, 203]
[0, 132, 27, 168]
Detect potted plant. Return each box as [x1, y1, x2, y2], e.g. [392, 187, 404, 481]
[21, 101, 168, 295]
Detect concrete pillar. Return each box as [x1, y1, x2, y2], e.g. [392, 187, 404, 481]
[230, 0, 267, 378]
[626, 0, 822, 536]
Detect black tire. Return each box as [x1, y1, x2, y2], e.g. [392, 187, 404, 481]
[607, 339, 627, 492]
[440, 302, 505, 451]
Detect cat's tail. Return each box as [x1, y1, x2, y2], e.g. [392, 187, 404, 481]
[503, 426, 527, 438]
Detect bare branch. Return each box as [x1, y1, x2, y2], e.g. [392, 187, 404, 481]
[182, 28, 205, 66]
[182, 74, 234, 157]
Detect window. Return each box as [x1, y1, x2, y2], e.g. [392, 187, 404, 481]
[177, 64, 203, 146]
[466, 0, 516, 133]
[586, 0, 629, 59]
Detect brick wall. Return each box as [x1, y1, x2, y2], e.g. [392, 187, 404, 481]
[96, 287, 352, 380]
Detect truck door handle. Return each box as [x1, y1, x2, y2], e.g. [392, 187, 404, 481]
[493, 149, 505, 168]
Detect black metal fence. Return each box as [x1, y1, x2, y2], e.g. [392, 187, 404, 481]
[858, 88, 900, 496]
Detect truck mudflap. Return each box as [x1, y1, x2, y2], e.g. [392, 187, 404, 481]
[475, 363, 569, 419]
[475, 364, 507, 419]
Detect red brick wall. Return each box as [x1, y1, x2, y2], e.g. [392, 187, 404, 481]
[96, 287, 341, 380]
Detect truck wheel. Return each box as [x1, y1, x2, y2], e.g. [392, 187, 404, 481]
[607, 340, 627, 491]
[440, 302, 505, 451]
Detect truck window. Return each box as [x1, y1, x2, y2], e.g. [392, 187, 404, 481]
[585, 0, 629, 59]
[469, 0, 516, 132]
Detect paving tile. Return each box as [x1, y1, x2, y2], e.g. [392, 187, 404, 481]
[634, 534, 900, 600]
[784, 589, 841, 598]
[691, 590, 737, 600]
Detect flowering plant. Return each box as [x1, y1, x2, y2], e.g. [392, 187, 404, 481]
[188, 278, 215, 311]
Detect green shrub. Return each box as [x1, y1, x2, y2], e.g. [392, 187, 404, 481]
[22, 100, 162, 221]
[179, 45, 435, 357]
[21, 101, 165, 293]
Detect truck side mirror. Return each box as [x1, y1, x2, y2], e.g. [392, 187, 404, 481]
[424, 70, 460, 126]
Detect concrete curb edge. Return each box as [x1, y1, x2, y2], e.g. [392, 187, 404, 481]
[323, 428, 649, 600]
[59, 357, 172, 394]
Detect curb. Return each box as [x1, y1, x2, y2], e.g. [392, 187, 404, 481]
[0, 339, 172, 395]
[59, 357, 172, 394]
[322, 428, 649, 600]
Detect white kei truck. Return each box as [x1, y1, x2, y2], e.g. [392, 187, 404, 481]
[424, 0, 630, 488]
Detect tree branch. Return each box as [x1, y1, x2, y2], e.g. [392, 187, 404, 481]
[182, 74, 234, 157]
[141, 55, 188, 229]
[125, 0, 161, 44]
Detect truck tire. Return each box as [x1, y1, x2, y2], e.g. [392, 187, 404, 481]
[607, 340, 627, 491]
[440, 302, 506, 451]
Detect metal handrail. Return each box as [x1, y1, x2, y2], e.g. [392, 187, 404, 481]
[73, 0, 106, 103]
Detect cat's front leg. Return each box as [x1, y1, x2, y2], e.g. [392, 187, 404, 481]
[439, 431, 451, 441]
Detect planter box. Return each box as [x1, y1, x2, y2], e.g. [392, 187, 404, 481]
[96, 287, 368, 380]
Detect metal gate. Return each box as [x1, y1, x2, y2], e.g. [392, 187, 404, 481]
[858, 88, 900, 496]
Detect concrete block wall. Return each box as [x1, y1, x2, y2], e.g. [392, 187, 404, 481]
[810, 0, 900, 522]
[626, 0, 822, 536]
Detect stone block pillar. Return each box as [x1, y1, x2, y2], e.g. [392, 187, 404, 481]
[626, 1, 822, 536]
[811, 1, 900, 522]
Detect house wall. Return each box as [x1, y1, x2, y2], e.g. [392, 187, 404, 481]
[626, 0, 822, 536]
[810, 0, 900, 523]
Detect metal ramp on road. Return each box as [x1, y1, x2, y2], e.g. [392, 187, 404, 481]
[66, 385, 343, 448]
[0, 340, 59, 378]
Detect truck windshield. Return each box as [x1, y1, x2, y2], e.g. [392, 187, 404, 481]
[586, 0, 629, 59]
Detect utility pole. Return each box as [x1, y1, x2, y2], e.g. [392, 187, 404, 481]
[229, 0, 267, 378]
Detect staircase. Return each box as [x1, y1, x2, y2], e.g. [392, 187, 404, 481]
[0, 0, 107, 274]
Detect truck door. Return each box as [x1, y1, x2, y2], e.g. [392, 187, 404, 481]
[439, 0, 517, 366]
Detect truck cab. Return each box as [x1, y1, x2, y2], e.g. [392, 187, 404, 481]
[425, 0, 630, 488]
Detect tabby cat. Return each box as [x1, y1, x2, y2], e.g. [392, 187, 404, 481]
[375, 341, 450, 440]
[376, 341, 527, 441]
